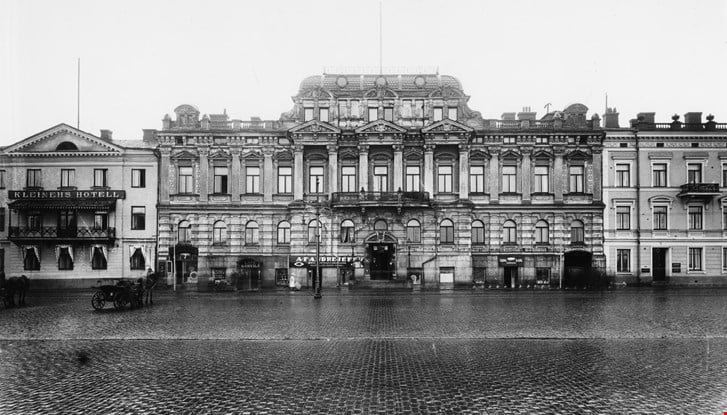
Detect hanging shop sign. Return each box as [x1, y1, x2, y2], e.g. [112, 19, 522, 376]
[9, 190, 126, 199]
[290, 256, 365, 267]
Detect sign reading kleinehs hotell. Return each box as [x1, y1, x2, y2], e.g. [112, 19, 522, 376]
[9, 190, 126, 199]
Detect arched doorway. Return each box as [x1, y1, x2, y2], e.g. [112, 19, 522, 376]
[237, 257, 261, 291]
[364, 231, 397, 280]
[563, 251, 592, 288]
[173, 244, 198, 286]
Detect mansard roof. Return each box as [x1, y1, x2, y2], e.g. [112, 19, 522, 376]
[298, 74, 464, 98]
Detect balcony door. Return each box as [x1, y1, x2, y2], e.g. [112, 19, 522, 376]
[58, 210, 77, 238]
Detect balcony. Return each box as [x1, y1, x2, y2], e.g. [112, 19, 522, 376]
[8, 227, 116, 242]
[330, 191, 430, 210]
[676, 183, 721, 201]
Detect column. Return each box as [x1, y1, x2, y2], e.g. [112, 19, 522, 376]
[489, 147, 500, 203]
[263, 148, 274, 202]
[327, 145, 338, 195]
[458, 144, 469, 199]
[358, 145, 369, 192]
[522, 148, 532, 203]
[294, 145, 304, 200]
[554, 146, 565, 203]
[160, 147, 171, 202]
[230, 147, 241, 201]
[592, 147, 603, 202]
[198, 145, 209, 201]
[393, 144, 403, 192]
[423, 144, 434, 195]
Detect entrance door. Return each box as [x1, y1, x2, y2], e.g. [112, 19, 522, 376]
[369, 243, 395, 280]
[652, 248, 668, 282]
[563, 251, 592, 288]
[504, 267, 518, 288]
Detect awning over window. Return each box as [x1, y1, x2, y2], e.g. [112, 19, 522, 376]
[8, 199, 117, 211]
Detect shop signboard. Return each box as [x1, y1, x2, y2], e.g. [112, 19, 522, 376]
[290, 255, 365, 268]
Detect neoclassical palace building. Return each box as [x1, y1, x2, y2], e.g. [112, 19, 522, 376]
[0, 124, 158, 288]
[153, 74, 605, 289]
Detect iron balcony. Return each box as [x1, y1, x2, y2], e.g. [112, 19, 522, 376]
[8, 226, 117, 242]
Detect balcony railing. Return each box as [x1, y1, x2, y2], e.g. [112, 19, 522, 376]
[677, 183, 721, 197]
[331, 191, 430, 206]
[8, 227, 116, 241]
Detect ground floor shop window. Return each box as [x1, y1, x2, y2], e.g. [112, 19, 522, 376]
[130, 248, 145, 270]
[472, 267, 485, 283]
[275, 268, 289, 287]
[536, 267, 550, 284]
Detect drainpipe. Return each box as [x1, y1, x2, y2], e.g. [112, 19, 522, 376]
[635, 129, 642, 286]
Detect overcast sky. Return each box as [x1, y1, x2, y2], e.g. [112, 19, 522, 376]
[1, 0, 726, 144]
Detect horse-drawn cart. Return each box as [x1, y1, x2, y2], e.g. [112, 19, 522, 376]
[91, 279, 144, 310]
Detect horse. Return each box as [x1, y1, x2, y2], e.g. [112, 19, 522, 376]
[1, 273, 30, 307]
[144, 272, 159, 305]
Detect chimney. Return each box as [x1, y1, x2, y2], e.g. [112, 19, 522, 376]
[501, 112, 516, 121]
[603, 108, 620, 128]
[142, 129, 158, 144]
[517, 107, 537, 121]
[162, 114, 171, 129]
[683, 112, 702, 125]
[100, 129, 112, 141]
[636, 112, 655, 124]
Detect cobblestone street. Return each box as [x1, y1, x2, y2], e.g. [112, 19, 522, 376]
[1, 289, 726, 414]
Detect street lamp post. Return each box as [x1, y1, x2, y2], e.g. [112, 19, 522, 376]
[314, 201, 322, 299]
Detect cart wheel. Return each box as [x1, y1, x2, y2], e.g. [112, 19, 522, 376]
[114, 293, 129, 310]
[91, 291, 106, 310]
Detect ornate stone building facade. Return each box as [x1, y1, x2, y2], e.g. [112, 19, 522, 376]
[602, 111, 727, 285]
[154, 74, 605, 289]
[0, 124, 158, 288]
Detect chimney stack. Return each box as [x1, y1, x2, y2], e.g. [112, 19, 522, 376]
[683, 112, 702, 125]
[142, 129, 158, 144]
[636, 112, 655, 124]
[517, 107, 537, 121]
[501, 112, 516, 121]
[603, 107, 620, 128]
[100, 129, 112, 141]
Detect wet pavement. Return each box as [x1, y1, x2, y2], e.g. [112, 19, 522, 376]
[1, 288, 726, 414]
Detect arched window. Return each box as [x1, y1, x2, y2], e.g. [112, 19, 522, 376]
[440, 219, 454, 244]
[178, 220, 191, 243]
[535, 220, 549, 244]
[571, 220, 585, 244]
[245, 221, 259, 245]
[503, 220, 517, 244]
[277, 221, 291, 244]
[406, 219, 421, 243]
[56, 141, 78, 151]
[374, 219, 387, 231]
[471, 220, 485, 245]
[213, 221, 227, 244]
[308, 220, 320, 243]
[340, 219, 355, 243]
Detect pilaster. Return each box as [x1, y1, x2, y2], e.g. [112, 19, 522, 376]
[521, 147, 532, 203]
[393, 144, 403, 192]
[423, 144, 435, 195]
[263, 148, 274, 202]
[489, 147, 500, 203]
[160, 147, 171, 202]
[358, 145, 369, 192]
[198, 145, 209, 201]
[230, 147, 241, 201]
[458, 144, 470, 199]
[294, 145, 304, 200]
[327, 145, 338, 195]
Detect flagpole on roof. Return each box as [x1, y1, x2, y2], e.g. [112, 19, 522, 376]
[77, 58, 80, 129]
[379, 0, 383, 74]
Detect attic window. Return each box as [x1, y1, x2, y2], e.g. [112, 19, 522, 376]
[56, 142, 78, 151]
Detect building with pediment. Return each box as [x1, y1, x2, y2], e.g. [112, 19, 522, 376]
[602, 110, 727, 285]
[154, 74, 606, 290]
[0, 124, 158, 288]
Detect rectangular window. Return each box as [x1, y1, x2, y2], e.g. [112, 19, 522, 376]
[687, 163, 702, 183]
[178, 166, 193, 193]
[469, 166, 485, 193]
[213, 167, 229, 194]
[278, 166, 292, 194]
[447, 107, 457, 121]
[0, 170, 5, 188]
[338, 102, 347, 118]
[534, 165, 549, 193]
[368, 106, 378, 121]
[536, 268, 550, 283]
[131, 207, 146, 230]
[58, 247, 73, 271]
[413, 100, 424, 117]
[60, 169, 75, 188]
[723, 208, 727, 230]
[688, 206, 703, 230]
[400, 100, 412, 118]
[92, 246, 107, 270]
[350, 100, 360, 117]
[130, 248, 145, 270]
[617, 249, 630, 272]
[383, 107, 394, 122]
[93, 169, 107, 187]
[723, 166, 727, 187]
[472, 226, 485, 245]
[373, 166, 388, 192]
[94, 212, 108, 230]
[723, 247, 727, 272]
[244, 166, 259, 194]
[433, 107, 443, 122]
[26, 169, 42, 188]
[503, 136, 516, 144]
[27, 212, 41, 230]
[652, 164, 667, 187]
[569, 165, 584, 193]
[0, 208, 4, 232]
[304, 108, 314, 122]
[319, 107, 329, 122]
[309, 166, 324, 193]
[535, 136, 548, 144]
[341, 166, 357, 192]
[502, 165, 517, 193]
[616, 164, 630, 187]
[406, 224, 421, 244]
[616, 206, 630, 230]
[437, 165, 453, 193]
[406, 166, 420, 192]
[653, 206, 668, 230]
[688, 247, 703, 271]
[131, 169, 146, 188]
[23, 247, 40, 271]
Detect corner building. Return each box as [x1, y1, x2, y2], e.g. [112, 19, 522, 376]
[155, 74, 605, 289]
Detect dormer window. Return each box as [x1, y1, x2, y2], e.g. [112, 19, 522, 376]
[433, 107, 443, 122]
[448, 107, 458, 121]
[304, 108, 314, 122]
[56, 141, 78, 151]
